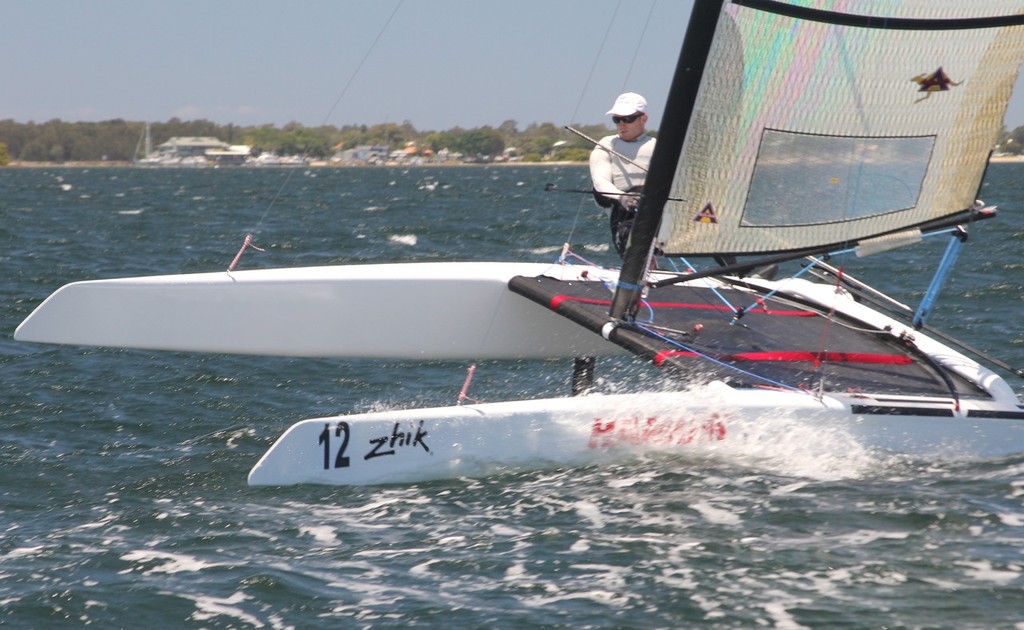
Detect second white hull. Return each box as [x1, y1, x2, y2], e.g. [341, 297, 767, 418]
[15, 262, 624, 359]
[248, 385, 1024, 486]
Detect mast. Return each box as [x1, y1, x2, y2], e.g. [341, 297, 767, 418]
[609, 0, 726, 320]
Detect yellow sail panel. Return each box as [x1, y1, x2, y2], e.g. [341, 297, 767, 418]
[658, 0, 1024, 256]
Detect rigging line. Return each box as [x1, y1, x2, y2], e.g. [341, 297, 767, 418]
[320, 0, 406, 127]
[634, 323, 806, 392]
[805, 256, 1024, 378]
[810, 263, 846, 383]
[263, 0, 405, 213]
[560, 0, 656, 250]
[567, 0, 624, 127]
[565, 125, 649, 172]
[731, 256, 828, 321]
[620, 1, 659, 92]
[651, 210, 988, 289]
[545, 181, 685, 203]
[232, 0, 405, 270]
[557, 185, 595, 251]
[557, 0, 624, 249]
[720, 273, 970, 403]
[670, 256, 739, 314]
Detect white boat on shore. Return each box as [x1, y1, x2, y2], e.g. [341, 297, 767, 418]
[15, 0, 1024, 485]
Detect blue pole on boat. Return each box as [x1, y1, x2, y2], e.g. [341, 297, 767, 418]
[913, 227, 967, 329]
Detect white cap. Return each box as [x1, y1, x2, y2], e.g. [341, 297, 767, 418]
[606, 92, 647, 116]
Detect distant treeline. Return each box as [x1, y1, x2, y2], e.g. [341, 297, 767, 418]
[1000, 123, 1024, 155]
[2, 118, 1021, 166]
[0, 118, 618, 165]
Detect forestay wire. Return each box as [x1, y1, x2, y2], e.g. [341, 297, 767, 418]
[619, 1, 658, 93]
[557, 0, 659, 255]
[549, 1, 623, 252]
[229, 0, 406, 271]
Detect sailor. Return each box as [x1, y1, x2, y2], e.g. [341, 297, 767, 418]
[589, 92, 657, 257]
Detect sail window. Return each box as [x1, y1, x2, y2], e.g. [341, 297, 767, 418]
[741, 130, 934, 227]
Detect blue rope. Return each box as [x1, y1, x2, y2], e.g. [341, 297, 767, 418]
[635, 322, 806, 392]
[672, 256, 739, 314]
[730, 253, 839, 322]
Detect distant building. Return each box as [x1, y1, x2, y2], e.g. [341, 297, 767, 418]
[205, 145, 253, 166]
[155, 137, 231, 159]
[332, 145, 389, 165]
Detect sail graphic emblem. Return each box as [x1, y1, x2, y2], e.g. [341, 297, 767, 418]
[911, 67, 961, 102]
[694, 203, 718, 223]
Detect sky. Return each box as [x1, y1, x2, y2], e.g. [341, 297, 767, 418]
[4, 0, 1024, 132]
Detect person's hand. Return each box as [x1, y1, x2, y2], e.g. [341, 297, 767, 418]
[622, 192, 640, 210]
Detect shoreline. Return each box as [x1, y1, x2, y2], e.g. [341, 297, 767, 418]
[7, 156, 1024, 168]
[2, 160, 587, 169]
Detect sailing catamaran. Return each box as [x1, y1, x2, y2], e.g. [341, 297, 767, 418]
[15, 0, 1024, 485]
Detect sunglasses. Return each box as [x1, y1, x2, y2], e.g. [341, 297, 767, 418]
[612, 113, 642, 124]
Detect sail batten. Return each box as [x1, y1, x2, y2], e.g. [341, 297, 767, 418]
[654, 0, 1024, 257]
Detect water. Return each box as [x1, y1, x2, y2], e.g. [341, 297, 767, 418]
[1, 165, 1023, 628]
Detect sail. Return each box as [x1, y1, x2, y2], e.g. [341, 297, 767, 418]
[656, 0, 1024, 257]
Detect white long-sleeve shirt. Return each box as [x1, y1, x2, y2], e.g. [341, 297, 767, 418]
[589, 132, 656, 201]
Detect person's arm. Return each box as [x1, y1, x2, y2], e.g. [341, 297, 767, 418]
[589, 144, 625, 202]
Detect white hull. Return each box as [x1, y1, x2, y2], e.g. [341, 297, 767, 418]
[18, 260, 1023, 486]
[14, 262, 624, 359]
[248, 385, 1024, 486]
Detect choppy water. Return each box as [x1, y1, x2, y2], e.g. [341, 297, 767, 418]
[1, 164, 1023, 628]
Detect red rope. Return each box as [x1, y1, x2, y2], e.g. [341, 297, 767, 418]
[654, 350, 912, 367]
[812, 265, 846, 368]
[457, 364, 480, 405]
[227, 233, 266, 271]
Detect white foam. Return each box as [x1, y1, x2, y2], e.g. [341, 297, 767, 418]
[504, 561, 529, 580]
[763, 597, 813, 630]
[408, 559, 438, 576]
[717, 412, 880, 480]
[996, 511, 1024, 526]
[833, 529, 910, 546]
[299, 525, 338, 544]
[607, 472, 658, 488]
[389, 234, 417, 246]
[189, 591, 265, 628]
[590, 383, 883, 481]
[956, 559, 1021, 585]
[569, 538, 591, 552]
[691, 500, 741, 525]
[521, 587, 631, 608]
[490, 523, 530, 537]
[573, 500, 606, 529]
[118, 549, 224, 575]
[5, 545, 45, 559]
